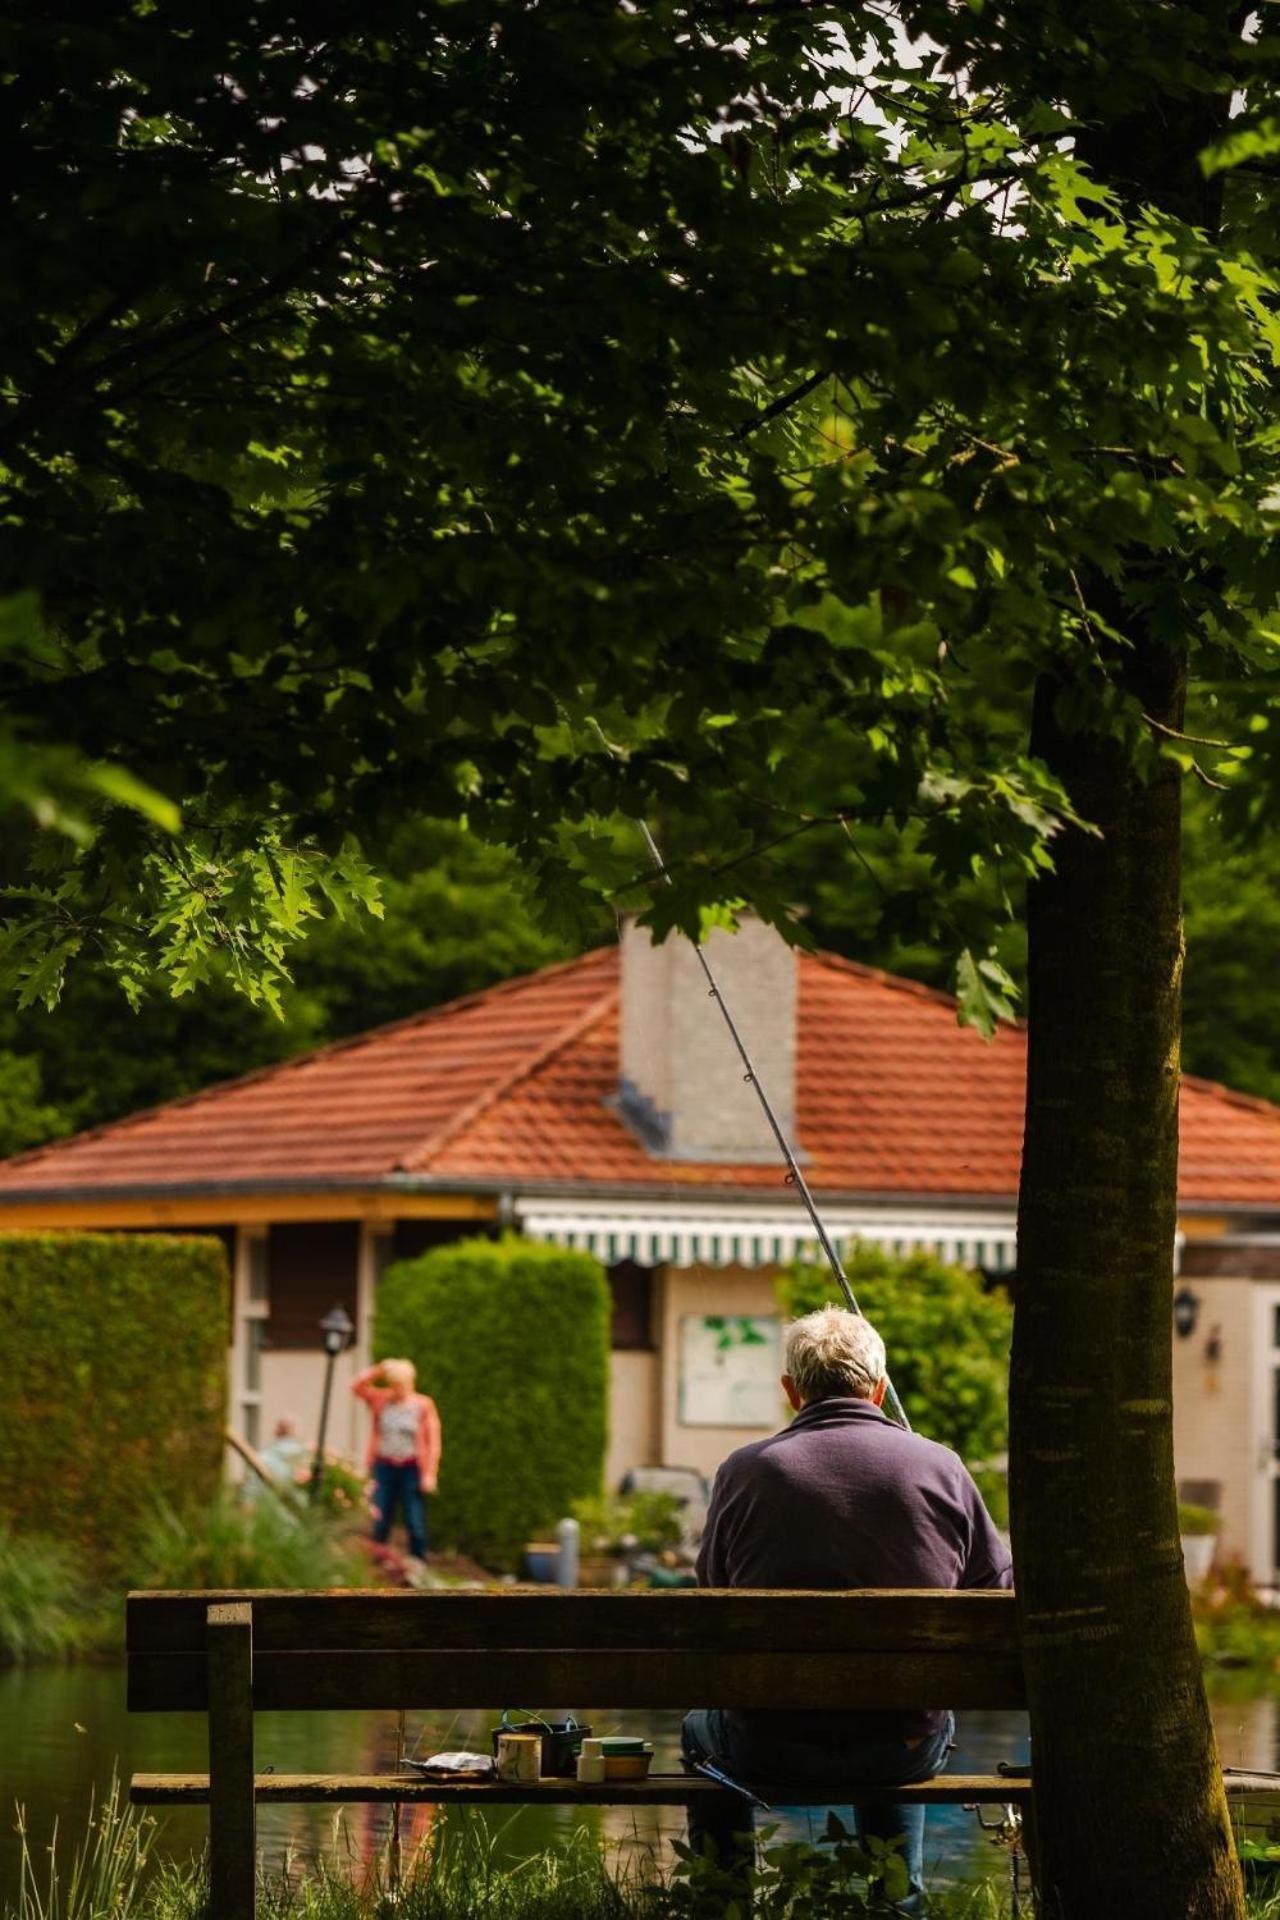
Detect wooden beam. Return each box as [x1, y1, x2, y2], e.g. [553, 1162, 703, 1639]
[126, 1587, 1020, 1656]
[128, 1645, 1026, 1714]
[207, 1603, 255, 1920]
[130, 1770, 1035, 1808]
[0, 1189, 497, 1229]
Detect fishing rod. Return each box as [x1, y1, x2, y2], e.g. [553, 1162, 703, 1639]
[633, 817, 911, 1432]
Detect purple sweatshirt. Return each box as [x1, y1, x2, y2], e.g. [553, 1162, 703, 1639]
[696, 1396, 1012, 1740]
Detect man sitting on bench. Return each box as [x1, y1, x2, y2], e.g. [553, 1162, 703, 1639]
[682, 1306, 1011, 1911]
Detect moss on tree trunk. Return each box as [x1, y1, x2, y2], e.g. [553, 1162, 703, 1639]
[1012, 646, 1243, 1917]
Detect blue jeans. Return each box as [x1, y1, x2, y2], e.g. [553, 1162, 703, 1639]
[371, 1459, 427, 1559]
[681, 1708, 955, 1909]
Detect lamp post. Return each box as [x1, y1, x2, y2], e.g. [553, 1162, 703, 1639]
[310, 1303, 354, 1503]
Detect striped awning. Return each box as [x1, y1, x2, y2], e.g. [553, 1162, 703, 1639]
[514, 1198, 1019, 1272]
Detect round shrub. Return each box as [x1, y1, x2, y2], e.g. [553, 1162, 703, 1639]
[374, 1236, 609, 1570]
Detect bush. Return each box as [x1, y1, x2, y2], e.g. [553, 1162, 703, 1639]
[375, 1236, 609, 1570]
[1178, 1501, 1221, 1537]
[1193, 1558, 1280, 1670]
[777, 1243, 1012, 1482]
[571, 1490, 684, 1556]
[132, 1491, 362, 1591]
[0, 1233, 227, 1572]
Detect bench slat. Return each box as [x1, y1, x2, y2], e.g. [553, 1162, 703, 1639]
[129, 1770, 1034, 1807]
[126, 1589, 1019, 1657]
[127, 1646, 1025, 1713]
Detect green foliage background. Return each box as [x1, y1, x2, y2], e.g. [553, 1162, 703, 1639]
[0, 1233, 227, 1569]
[778, 1243, 1012, 1520]
[0, 819, 583, 1155]
[374, 1236, 609, 1570]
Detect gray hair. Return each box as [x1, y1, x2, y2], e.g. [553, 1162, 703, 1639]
[784, 1307, 887, 1402]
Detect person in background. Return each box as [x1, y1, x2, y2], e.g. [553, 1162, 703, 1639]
[352, 1358, 442, 1569]
[683, 1307, 1011, 1914]
[262, 1413, 308, 1485]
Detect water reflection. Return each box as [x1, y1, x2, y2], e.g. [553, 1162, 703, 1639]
[2, 1665, 1276, 1896]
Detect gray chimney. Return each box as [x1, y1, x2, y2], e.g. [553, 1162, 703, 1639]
[617, 916, 798, 1161]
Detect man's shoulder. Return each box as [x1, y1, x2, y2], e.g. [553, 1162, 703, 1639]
[715, 1428, 793, 1482]
[881, 1421, 971, 1480]
[715, 1411, 971, 1489]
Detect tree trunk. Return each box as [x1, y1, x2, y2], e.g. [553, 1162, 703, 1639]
[1011, 644, 1244, 1917]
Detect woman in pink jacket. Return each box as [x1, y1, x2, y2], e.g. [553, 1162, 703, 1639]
[352, 1358, 442, 1565]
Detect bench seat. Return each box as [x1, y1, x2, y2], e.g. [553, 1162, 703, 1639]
[130, 1769, 1033, 1808]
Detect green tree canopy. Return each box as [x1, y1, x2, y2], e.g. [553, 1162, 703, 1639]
[0, 818, 584, 1148]
[9, 4, 1280, 1906]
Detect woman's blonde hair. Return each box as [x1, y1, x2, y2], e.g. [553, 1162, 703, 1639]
[382, 1357, 417, 1389]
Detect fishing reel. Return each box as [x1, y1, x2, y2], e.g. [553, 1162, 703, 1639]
[966, 1800, 1024, 1850]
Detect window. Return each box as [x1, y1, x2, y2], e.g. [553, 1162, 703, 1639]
[266, 1222, 359, 1350]
[247, 1234, 269, 1307]
[608, 1262, 654, 1351]
[391, 1218, 498, 1262]
[245, 1317, 266, 1394]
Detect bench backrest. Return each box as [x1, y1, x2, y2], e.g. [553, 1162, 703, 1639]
[126, 1589, 1023, 1713]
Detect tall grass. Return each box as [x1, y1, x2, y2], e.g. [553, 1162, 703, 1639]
[0, 1491, 363, 1666]
[131, 1492, 362, 1591]
[262, 1818, 644, 1920]
[0, 1524, 93, 1663]
[11, 1788, 1280, 1920]
[9, 1776, 153, 1920]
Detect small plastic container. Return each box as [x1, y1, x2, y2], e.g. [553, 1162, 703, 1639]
[495, 1732, 542, 1783]
[576, 1738, 606, 1784]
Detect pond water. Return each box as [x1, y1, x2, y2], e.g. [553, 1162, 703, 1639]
[3, 1664, 1278, 1897]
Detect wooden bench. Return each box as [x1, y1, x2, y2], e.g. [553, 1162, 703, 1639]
[127, 1587, 1032, 1918]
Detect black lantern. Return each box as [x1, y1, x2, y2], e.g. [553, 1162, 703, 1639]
[311, 1303, 355, 1501]
[321, 1304, 354, 1356]
[1173, 1285, 1201, 1340]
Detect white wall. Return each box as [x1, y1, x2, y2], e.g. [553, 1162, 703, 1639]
[1171, 1277, 1257, 1569]
[606, 1349, 661, 1489]
[260, 1346, 368, 1468]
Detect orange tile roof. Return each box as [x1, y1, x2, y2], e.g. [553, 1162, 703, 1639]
[0, 945, 1276, 1208]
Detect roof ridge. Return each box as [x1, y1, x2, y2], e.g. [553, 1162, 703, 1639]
[1180, 1069, 1280, 1123]
[0, 946, 616, 1175]
[401, 983, 622, 1174]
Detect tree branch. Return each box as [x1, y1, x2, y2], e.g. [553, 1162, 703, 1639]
[1141, 713, 1233, 749]
[0, 226, 342, 453]
[732, 368, 829, 442]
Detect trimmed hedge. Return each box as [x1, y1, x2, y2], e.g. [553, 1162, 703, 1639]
[0, 1232, 227, 1570]
[375, 1236, 609, 1570]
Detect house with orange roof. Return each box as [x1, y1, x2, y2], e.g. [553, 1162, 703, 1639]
[0, 918, 1278, 1571]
